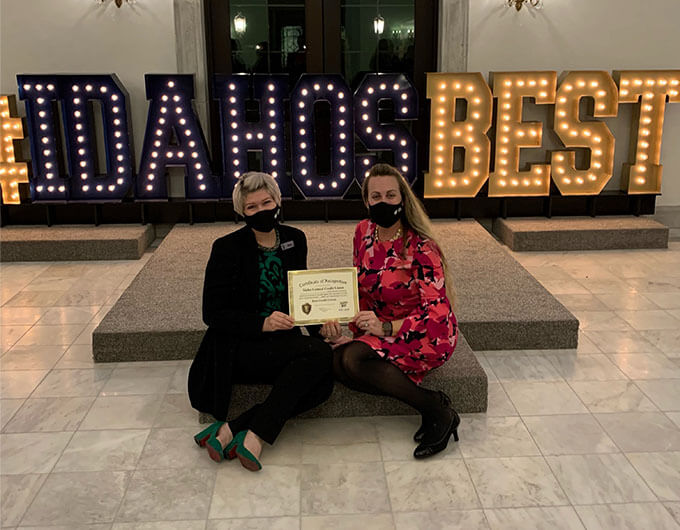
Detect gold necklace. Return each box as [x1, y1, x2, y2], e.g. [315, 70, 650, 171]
[374, 225, 402, 242]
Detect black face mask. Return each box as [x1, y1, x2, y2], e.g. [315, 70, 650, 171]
[369, 201, 403, 228]
[244, 206, 280, 232]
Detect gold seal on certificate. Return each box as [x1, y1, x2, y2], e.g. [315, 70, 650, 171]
[288, 267, 359, 325]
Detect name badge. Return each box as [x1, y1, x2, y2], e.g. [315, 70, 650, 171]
[281, 241, 295, 250]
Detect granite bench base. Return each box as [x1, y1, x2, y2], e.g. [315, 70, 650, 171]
[91, 219, 582, 415]
[197, 333, 486, 420]
[93, 220, 578, 366]
[0, 224, 155, 261]
[493, 216, 669, 252]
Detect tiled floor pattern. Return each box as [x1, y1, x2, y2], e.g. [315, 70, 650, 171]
[1, 242, 680, 529]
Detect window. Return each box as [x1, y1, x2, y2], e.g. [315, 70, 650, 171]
[341, 0, 415, 89]
[229, 1, 307, 84]
[204, 0, 436, 193]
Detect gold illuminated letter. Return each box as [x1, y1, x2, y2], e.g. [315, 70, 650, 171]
[423, 73, 492, 198]
[618, 70, 680, 194]
[489, 71, 556, 197]
[0, 96, 29, 205]
[552, 71, 618, 195]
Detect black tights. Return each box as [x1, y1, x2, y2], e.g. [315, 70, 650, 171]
[333, 341, 441, 416]
[225, 334, 334, 445]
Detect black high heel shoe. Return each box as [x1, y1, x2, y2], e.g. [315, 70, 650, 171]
[413, 422, 426, 443]
[413, 393, 460, 459]
[413, 391, 453, 443]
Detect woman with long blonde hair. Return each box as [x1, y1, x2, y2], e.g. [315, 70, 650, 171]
[321, 163, 459, 458]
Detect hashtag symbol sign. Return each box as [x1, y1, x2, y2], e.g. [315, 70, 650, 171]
[0, 95, 29, 204]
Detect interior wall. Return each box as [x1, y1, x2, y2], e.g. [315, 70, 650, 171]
[457, 0, 680, 206]
[1, 0, 178, 162]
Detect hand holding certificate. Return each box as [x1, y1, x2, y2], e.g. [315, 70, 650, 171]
[288, 267, 359, 325]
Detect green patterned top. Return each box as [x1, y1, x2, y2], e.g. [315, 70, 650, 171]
[257, 247, 285, 317]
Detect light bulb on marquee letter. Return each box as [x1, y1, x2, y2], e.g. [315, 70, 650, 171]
[0, 95, 29, 204]
[423, 73, 492, 198]
[552, 71, 617, 195]
[137, 75, 218, 200]
[617, 70, 680, 195]
[214, 74, 289, 197]
[489, 71, 556, 197]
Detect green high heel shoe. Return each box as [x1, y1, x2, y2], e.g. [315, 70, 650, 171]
[233, 430, 262, 472]
[205, 427, 237, 463]
[193, 421, 224, 447]
[223, 435, 239, 460]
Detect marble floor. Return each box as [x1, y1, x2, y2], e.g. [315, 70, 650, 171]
[1, 241, 680, 530]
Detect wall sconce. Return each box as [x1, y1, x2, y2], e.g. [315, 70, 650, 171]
[234, 13, 247, 34]
[373, 15, 385, 35]
[95, 0, 137, 7]
[506, 0, 542, 10]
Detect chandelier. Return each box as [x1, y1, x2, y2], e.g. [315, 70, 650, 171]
[506, 0, 543, 11]
[95, 0, 137, 7]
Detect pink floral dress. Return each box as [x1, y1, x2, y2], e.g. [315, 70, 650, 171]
[349, 219, 458, 384]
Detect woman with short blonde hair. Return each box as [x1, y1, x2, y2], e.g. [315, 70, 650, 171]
[189, 171, 333, 471]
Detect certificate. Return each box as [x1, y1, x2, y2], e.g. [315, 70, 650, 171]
[288, 267, 359, 325]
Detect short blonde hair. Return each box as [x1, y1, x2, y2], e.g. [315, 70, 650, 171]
[232, 172, 282, 216]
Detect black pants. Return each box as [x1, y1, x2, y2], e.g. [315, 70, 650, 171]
[227, 333, 333, 445]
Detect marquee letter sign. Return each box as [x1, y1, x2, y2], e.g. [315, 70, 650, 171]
[17, 74, 134, 202]
[489, 71, 556, 197]
[551, 71, 618, 196]
[424, 73, 493, 198]
[354, 73, 418, 184]
[0, 96, 29, 204]
[290, 74, 354, 198]
[136, 75, 218, 200]
[618, 70, 680, 195]
[10, 69, 680, 204]
[19, 77, 66, 201]
[214, 74, 289, 197]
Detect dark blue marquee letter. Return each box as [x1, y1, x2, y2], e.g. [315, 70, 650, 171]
[354, 74, 418, 184]
[17, 74, 134, 202]
[137, 75, 218, 200]
[214, 74, 289, 197]
[290, 75, 354, 198]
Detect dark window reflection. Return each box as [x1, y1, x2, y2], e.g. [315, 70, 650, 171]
[342, 1, 416, 172]
[229, 1, 306, 85]
[341, 1, 415, 89]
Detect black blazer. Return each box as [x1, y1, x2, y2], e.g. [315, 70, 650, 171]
[188, 224, 311, 420]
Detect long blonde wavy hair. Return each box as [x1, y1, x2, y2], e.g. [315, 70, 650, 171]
[362, 163, 456, 309]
